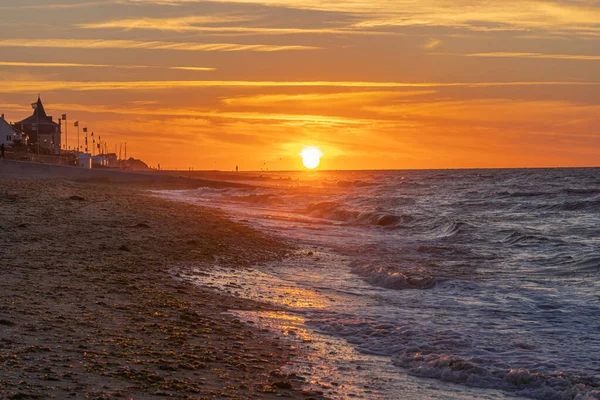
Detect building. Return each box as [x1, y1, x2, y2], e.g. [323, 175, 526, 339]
[12, 96, 61, 155]
[0, 114, 28, 148]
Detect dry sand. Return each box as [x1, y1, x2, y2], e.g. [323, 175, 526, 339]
[0, 160, 324, 399]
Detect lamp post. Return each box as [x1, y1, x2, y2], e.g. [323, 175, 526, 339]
[74, 121, 79, 155]
[61, 114, 67, 162]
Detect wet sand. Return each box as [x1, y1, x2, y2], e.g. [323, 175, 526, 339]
[0, 160, 324, 399]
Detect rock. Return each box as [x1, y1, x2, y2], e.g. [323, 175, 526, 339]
[0, 319, 15, 326]
[68, 195, 86, 201]
[272, 381, 292, 389]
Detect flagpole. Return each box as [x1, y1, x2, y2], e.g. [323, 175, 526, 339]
[58, 120, 61, 162]
[84, 127, 88, 155]
[61, 114, 68, 164]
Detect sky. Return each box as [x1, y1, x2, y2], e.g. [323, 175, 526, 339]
[0, 0, 599, 170]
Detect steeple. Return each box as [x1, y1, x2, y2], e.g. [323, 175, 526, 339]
[33, 95, 48, 119]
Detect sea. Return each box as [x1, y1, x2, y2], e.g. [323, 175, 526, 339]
[156, 168, 600, 400]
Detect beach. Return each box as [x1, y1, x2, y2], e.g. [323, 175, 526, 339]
[0, 161, 323, 399]
[2, 162, 599, 400]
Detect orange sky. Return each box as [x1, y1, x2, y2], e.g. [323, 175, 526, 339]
[0, 0, 599, 170]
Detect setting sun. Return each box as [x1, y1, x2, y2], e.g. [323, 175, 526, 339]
[300, 146, 323, 169]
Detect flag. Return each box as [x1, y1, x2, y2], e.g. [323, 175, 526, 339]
[61, 114, 67, 120]
[74, 121, 79, 127]
[31, 102, 37, 110]
[83, 127, 87, 133]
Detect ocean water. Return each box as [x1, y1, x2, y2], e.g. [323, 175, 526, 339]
[157, 168, 600, 399]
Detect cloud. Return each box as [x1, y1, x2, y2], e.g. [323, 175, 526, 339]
[424, 39, 441, 50]
[77, 16, 390, 36]
[0, 61, 156, 69]
[0, 1, 113, 9]
[62, 0, 600, 37]
[79, 15, 255, 31]
[366, 98, 600, 127]
[0, 39, 320, 52]
[0, 79, 598, 93]
[221, 91, 435, 107]
[0, 61, 217, 71]
[0, 61, 115, 68]
[36, 102, 372, 125]
[464, 52, 600, 61]
[168, 67, 217, 71]
[209, 0, 600, 35]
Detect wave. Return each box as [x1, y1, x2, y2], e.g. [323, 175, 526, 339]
[228, 193, 284, 205]
[508, 191, 556, 198]
[539, 196, 600, 212]
[350, 264, 437, 290]
[502, 231, 553, 246]
[305, 201, 414, 227]
[334, 179, 374, 188]
[432, 220, 473, 239]
[394, 352, 600, 400]
[312, 309, 600, 400]
[563, 188, 600, 196]
[562, 256, 600, 275]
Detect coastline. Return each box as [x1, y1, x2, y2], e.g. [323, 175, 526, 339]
[0, 160, 323, 399]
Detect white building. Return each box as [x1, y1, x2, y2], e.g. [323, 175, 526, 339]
[78, 153, 92, 168]
[0, 114, 28, 147]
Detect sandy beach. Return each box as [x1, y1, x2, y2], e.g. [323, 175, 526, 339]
[0, 160, 323, 399]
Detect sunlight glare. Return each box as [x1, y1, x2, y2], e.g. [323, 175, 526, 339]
[300, 146, 323, 169]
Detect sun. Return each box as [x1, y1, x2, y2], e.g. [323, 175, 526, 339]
[300, 146, 323, 169]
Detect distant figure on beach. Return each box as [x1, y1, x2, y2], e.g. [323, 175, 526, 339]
[236, 165, 238, 172]
[0, 143, 5, 159]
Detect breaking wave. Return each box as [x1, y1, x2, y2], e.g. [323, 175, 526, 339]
[305, 201, 414, 227]
[350, 264, 437, 290]
[394, 352, 600, 400]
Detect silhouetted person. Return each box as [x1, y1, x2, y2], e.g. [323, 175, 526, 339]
[0, 143, 5, 159]
[236, 165, 238, 172]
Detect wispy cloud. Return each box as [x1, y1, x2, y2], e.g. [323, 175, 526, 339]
[0, 1, 113, 9]
[1, 79, 598, 93]
[0, 61, 114, 68]
[222, 91, 435, 107]
[0, 39, 320, 52]
[365, 98, 600, 126]
[78, 16, 389, 36]
[0, 61, 217, 71]
[0, 61, 152, 69]
[169, 66, 217, 71]
[41, 102, 372, 125]
[423, 39, 441, 50]
[464, 52, 600, 61]
[80, 15, 254, 30]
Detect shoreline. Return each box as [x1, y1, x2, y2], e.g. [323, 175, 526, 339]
[0, 160, 325, 399]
